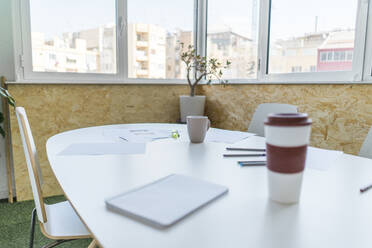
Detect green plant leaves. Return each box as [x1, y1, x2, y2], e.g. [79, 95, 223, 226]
[0, 87, 16, 108]
[0, 126, 5, 138]
[179, 42, 231, 93]
[0, 84, 16, 138]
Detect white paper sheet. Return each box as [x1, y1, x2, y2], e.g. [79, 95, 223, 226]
[305, 147, 343, 171]
[103, 128, 177, 143]
[205, 128, 255, 144]
[58, 142, 146, 156]
[106, 174, 228, 228]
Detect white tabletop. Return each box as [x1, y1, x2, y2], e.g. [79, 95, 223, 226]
[46, 124, 372, 248]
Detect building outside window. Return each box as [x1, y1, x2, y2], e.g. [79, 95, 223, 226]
[13, 0, 371, 83]
[291, 66, 302, 72]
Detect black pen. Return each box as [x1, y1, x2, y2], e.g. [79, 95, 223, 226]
[227, 147, 266, 152]
[360, 184, 372, 193]
[238, 161, 266, 165]
[223, 153, 266, 157]
[239, 162, 266, 167]
[238, 160, 266, 164]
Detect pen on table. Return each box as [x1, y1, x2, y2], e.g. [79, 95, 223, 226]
[226, 147, 266, 152]
[152, 136, 170, 140]
[360, 184, 372, 193]
[119, 136, 128, 142]
[239, 163, 266, 167]
[238, 160, 267, 164]
[223, 153, 266, 157]
[238, 161, 266, 167]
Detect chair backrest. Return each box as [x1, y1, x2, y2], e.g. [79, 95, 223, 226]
[359, 126, 372, 159]
[248, 103, 298, 137]
[16, 107, 47, 223]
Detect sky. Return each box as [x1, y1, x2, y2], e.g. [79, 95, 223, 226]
[30, 0, 358, 41]
[269, 0, 357, 39]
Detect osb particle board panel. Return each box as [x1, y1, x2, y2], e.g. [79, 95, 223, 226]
[200, 84, 372, 155]
[8, 84, 189, 201]
[8, 83, 372, 201]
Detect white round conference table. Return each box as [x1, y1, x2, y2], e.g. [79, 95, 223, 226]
[46, 123, 372, 248]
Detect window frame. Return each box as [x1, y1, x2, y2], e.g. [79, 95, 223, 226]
[11, 0, 372, 84]
[13, 0, 195, 84]
[16, 0, 127, 83]
[259, 0, 369, 84]
[363, 0, 372, 82]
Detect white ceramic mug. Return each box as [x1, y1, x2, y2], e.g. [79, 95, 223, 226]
[187, 116, 210, 143]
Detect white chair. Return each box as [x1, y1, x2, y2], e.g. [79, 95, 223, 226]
[359, 126, 372, 159]
[248, 103, 298, 137]
[16, 107, 96, 248]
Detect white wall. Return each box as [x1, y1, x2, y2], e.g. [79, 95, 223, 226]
[0, 0, 16, 199]
[0, 0, 15, 80]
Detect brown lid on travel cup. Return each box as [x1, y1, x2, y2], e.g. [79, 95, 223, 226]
[264, 113, 312, 127]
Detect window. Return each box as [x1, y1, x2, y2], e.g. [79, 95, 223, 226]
[268, 0, 358, 74]
[49, 54, 56, 60]
[340, 51, 346, 61]
[28, 0, 117, 74]
[127, 0, 194, 79]
[334, 51, 340, 61]
[12, 0, 372, 83]
[291, 66, 302, 73]
[207, 0, 259, 79]
[327, 52, 333, 61]
[320, 52, 327, 62]
[66, 58, 77, 64]
[346, 50, 353, 61]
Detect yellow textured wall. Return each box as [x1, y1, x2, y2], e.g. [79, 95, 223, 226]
[200, 84, 371, 154]
[8, 83, 372, 201]
[8, 84, 189, 201]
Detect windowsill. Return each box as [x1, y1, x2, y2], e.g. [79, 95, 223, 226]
[6, 79, 372, 85]
[6, 78, 190, 85]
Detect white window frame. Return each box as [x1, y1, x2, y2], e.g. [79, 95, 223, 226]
[258, 0, 369, 84]
[363, 0, 372, 82]
[11, 0, 372, 84]
[12, 0, 197, 84]
[14, 0, 127, 83]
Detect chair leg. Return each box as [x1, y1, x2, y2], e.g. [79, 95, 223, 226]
[88, 239, 97, 248]
[29, 208, 87, 248]
[29, 208, 37, 248]
[41, 240, 73, 248]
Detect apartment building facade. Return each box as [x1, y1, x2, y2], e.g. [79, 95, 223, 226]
[31, 24, 355, 78]
[127, 23, 166, 79]
[31, 32, 98, 73]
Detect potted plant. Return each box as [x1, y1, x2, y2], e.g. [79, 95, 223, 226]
[0, 77, 15, 137]
[179, 43, 231, 123]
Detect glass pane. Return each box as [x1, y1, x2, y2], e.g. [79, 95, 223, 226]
[268, 0, 357, 73]
[327, 52, 333, 61]
[127, 0, 194, 79]
[29, 0, 116, 74]
[207, 0, 259, 79]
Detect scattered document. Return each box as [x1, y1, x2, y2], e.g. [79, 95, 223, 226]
[106, 174, 228, 228]
[103, 128, 178, 143]
[205, 128, 255, 144]
[58, 142, 146, 156]
[305, 147, 343, 171]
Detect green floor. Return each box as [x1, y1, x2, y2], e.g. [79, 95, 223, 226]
[0, 195, 92, 248]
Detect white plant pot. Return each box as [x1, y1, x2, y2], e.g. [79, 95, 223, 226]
[179, 95, 206, 123]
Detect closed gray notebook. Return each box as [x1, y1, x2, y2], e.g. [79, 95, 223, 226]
[105, 174, 228, 228]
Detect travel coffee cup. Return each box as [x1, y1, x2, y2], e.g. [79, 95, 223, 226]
[264, 113, 312, 204]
